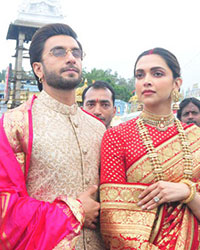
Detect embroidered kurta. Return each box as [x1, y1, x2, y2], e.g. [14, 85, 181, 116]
[0, 91, 106, 250]
[100, 117, 200, 250]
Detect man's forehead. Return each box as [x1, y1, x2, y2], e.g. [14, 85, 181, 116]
[85, 88, 112, 99]
[44, 35, 79, 50]
[86, 98, 110, 103]
[184, 103, 199, 111]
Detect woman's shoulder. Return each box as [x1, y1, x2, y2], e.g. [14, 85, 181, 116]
[104, 117, 138, 137]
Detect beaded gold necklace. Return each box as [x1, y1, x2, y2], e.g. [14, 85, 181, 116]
[136, 114, 193, 182]
[139, 109, 175, 131]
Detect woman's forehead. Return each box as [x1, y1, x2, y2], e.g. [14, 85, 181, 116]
[135, 54, 168, 70]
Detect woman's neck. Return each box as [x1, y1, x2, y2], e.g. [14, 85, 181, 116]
[143, 104, 172, 116]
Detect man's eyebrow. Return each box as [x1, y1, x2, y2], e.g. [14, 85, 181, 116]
[99, 100, 110, 103]
[51, 46, 64, 50]
[86, 99, 96, 102]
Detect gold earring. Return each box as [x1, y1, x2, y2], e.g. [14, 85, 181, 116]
[137, 102, 143, 111]
[171, 89, 180, 110]
[39, 77, 42, 83]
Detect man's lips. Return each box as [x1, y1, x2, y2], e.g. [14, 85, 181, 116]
[61, 67, 79, 73]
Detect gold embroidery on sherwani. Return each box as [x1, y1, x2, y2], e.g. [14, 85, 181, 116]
[27, 91, 106, 250]
[3, 100, 31, 174]
[53, 197, 85, 250]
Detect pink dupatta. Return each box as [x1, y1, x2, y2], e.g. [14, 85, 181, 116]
[0, 96, 83, 250]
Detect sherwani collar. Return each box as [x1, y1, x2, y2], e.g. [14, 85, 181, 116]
[37, 90, 78, 116]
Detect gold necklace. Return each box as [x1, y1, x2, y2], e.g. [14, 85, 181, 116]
[140, 109, 175, 131]
[136, 117, 193, 181]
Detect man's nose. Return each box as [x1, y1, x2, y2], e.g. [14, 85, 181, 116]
[93, 105, 102, 116]
[65, 51, 76, 64]
[188, 112, 194, 119]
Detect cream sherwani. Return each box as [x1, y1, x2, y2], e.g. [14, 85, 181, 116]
[26, 91, 106, 250]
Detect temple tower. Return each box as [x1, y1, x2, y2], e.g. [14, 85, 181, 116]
[6, 0, 64, 107]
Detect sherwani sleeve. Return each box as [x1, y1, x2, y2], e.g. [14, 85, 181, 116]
[0, 117, 84, 250]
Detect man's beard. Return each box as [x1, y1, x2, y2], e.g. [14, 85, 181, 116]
[43, 65, 82, 90]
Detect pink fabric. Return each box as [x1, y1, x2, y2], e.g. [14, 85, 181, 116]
[0, 99, 82, 250]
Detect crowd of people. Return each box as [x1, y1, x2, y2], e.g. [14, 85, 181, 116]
[0, 23, 200, 250]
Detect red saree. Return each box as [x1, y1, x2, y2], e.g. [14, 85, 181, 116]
[100, 117, 200, 250]
[0, 97, 84, 250]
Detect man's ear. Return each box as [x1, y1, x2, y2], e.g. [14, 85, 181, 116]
[174, 77, 182, 91]
[32, 62, 44, 80]
[113, 106, 117, 117]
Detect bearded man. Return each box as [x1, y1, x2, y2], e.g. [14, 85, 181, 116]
[0, 23, 106, 250]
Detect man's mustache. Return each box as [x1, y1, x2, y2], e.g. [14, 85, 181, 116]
[186, 120, 196, 125]
[60, 65, 80, 73]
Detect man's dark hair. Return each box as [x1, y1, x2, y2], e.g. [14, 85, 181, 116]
[82, 81, 115, 105]
[177, 97, 200, 120]
[29, 23, 83, 91]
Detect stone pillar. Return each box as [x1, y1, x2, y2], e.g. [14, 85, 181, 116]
[14, 31, 25, 107]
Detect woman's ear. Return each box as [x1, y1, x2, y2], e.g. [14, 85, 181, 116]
[174, 77, 182, 91]
[32, 62, 44, 80]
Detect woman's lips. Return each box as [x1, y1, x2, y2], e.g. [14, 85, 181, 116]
[142, 90, 156, 96]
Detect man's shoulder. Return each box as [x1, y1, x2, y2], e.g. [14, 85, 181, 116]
[3, 97, 35, 125]
[78, 108, 106, 133]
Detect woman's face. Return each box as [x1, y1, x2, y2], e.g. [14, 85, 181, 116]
[135, 54, 181, 113]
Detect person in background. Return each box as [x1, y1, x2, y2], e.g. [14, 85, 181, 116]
[82, 81, 116, 129]
[100, 47, 200, 249]
[0, 23, 106, 250]
[177, 97, 200, 127]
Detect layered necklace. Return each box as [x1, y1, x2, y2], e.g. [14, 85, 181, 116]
[139, 109, 175, 131]
[137, 109, 193, 181]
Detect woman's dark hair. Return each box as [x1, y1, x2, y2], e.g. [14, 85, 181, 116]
[177, 97, 200, 120]
[29, 23, 83, 91]
[134, 47, 181, 79]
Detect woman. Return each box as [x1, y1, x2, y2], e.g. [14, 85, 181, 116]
[100, 48, 200, 250]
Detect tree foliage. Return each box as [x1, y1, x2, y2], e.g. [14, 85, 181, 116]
[82, 68, 135, 102]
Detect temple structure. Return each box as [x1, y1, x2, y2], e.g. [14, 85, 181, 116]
[6, 0, 64, 107]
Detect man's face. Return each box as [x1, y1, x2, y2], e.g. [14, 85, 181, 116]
[34, 35, 82, 90]
[83, 88, 116, 128]
[181, 102, 200, 127]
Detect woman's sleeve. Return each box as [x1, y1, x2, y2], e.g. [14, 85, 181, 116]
[100, 128, 126, 184]
[100, 128, 156, 249]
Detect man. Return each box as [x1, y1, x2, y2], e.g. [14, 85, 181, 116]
[82, 81, 116, 128]
[0, 23, 106, 250]
[177, 97, 200, 127]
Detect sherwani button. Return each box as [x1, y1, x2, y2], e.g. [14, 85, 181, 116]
[85, 178, 90, 185]
[82, 149, 88, 155]
[86, 237, 91, 243]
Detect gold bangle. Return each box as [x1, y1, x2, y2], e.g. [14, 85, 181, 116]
[180, 179, 196, 204]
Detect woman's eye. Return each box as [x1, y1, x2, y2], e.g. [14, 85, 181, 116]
[135, 73, 144, 79]
[154, 71, 164, 77]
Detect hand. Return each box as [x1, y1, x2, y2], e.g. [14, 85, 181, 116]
[137, 181, 190, 210]
[78, 185, 100, 229]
